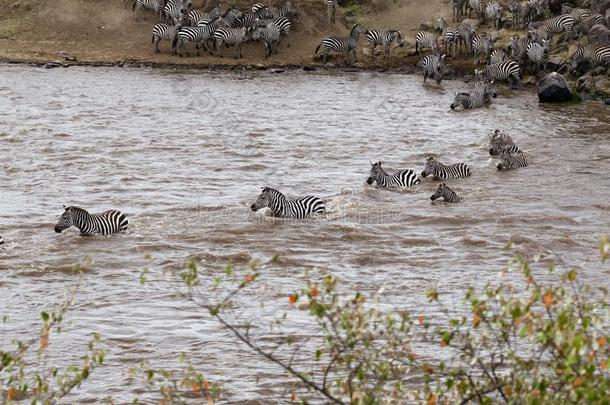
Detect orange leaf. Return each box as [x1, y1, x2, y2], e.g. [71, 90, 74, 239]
[427, 393, 437, 405]
[192, 383, 201, 393]
[504, 385, 512, 397]
[310, 286, 319, 297]
[291, 392, 296, 401]
[572, 376, 583, 387]
[7, 387, 17, 400]
[244, 274, 255, 283]
[598, 336, 607, 348]
[440, 340, 448, 348]
[40, 334, 49, 349]
[204, 380, 210, 390]
[527, 276, 533, 285]
[418, 315, 425, 325]
[288, 294, 297, 305]
[544, 291, 552, 308]
[472, 314, 481, 327]
[409, 353, 417, 361]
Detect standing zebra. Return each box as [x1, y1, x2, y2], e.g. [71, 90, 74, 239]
[561, 5, 591, 22]
[475, 60, 522, 88]
[472, 34, 495, 65]
[457, 22, 476, 54]
[54, 206, 129, 235]
[256, 0, 297, 19]
[164, 0, 191, 25]
[252, 23, 281, 58]
[442, 26, 461, 57]
[172, 24, 215, 56]
[489, 48, 507, 64]
[421, 157, 471, 180]
[315, 24, 366, 64]
[133, 0, 165, 20]
[525, 39, 549, 72]
[324, 0, 336, 24]
[250, 187, 325, 219]
[509, 0, 525, 29]
[186, 4, 222, 26]
[256, 17, 292, 49]
[152, 23, 182, 54]
[528, 14, 576, 37]
[468, 0, 487, 19]
[365, 29, 404, 60]
[431, 183, 462, 203]
[366, 161, 421, 188]
[497, 150, 528, 170]
[214, 27, 252, 58]
[450, 80, 497, 110]
[419, 54, 446, 84]
[509, 35, 529, 63]
[569, 44, 610, 71]
[415, 31, 439, 56]
[452, 0, 467, 22]
[485, 1, 503, 30]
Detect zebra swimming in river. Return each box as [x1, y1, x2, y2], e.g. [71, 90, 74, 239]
[54, 206, 129, 236]
[421, 157, 471, 180]
[450, 80, 497, 110]
[250, 187, 325, 219]
[488, 130, 521, 156]
[430, 183, 462, 203]
[497, 150, 528, 170]
[366, 161, 421, 188]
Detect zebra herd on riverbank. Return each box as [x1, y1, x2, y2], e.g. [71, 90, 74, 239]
[0, 130, 528, 244]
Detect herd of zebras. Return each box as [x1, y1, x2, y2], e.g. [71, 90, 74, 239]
[0, 130, 527, 244]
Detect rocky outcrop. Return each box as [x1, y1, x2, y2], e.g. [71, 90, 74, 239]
[538, 72, 572, 102]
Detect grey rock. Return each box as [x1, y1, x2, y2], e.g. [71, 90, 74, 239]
[538, 72, 572, 102]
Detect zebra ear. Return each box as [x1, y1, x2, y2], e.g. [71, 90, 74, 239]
[63, 205, 69, 211]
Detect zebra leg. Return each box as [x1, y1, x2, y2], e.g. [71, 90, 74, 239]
[424, 70, 429, 82]
[323, 50, 328, 64]
[154, 37, 160, 53]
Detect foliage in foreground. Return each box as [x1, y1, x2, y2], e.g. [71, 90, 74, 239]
[170, 237, 610, 404]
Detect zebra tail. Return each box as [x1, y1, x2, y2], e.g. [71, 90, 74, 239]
[132, 0, 136, 11]
[152, 34, 155, 44]
[172, 33, 179, 49]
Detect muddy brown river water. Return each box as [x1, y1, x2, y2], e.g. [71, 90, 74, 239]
[0, 65, 609, 403]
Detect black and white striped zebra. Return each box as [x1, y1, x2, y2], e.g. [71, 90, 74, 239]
[509, 35, 529, 62]
[0, 235, 4, 245]
[485, 0, 503, 30]
[497, 149, 528, 170]
[527, 28, 549, 44]
[472, 34, 495, 65]
[489, 48, 507, 64]
[528, 14, 576, 37]
[252, 23, 281, 57]
[488, 129, 520, 156]
[457, 22, 475, 54]
[152, 23, 182, 54]
[133, 0, 165, 20]
[509, 0, 525, 29]
[255, 0, 297, 20]
[475, 60, 522, 87]
[430, 183, 462, 203]
[415, 31, 439, 55]
[525, 39, 549, 72]
[442, 27, 461, 56]
[434, 16, 448, 33]
[468, 0, 486, 19]
[365, 29, 404, 60]
[250, 187, 325, 219]
[561, 5, 591, 22]
[366, 161, 421, 188]
[452, 0, 467, 22]
[450, 80, 497, 110]
[172, 25, 215, 56]
[54, 206, 129, 235]
[315, 24, 366, 64]
[324, 0, 336, 24]
[186, 4, 221, 26]
[256, 17, 292, 49]
[574, 15, 607, 38]
[419, 54, 446, 84]
[421, 157, 471, 180]
[163, 0, 190, 25]
[569, 44, 610, 72]
[214, 26, 252, 58]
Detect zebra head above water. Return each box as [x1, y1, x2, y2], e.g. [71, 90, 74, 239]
[366, 161, 385, 185]
[251, 187, 274, 212]
[430, 183, 462, 203]
[421, 157, 440, 178]
[450, 92, 470, 110]
[55, 206, 128, 235]
[250, 187, 325, 219]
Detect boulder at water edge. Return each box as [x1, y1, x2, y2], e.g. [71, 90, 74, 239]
[537, 72, 572, 103]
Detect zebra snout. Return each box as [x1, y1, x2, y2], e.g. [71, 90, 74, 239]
[54, 226, 62, 233]
[421, 171, 428, 177]
[366, 177, 374, 185]
[430, 195, 438, 201]
[450, 104, 456, 110]
[250, 204, 257, 212]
